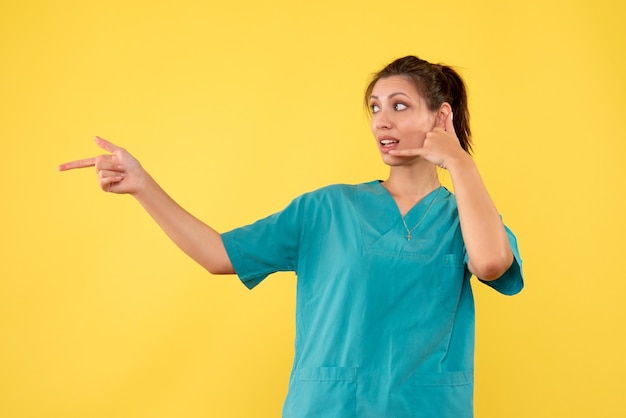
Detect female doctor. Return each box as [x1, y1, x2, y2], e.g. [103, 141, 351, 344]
[59, 55, 523, 418]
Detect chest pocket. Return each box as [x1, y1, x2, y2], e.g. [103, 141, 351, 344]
[438, 254, 465, 313]
[363, 239, 466, 318]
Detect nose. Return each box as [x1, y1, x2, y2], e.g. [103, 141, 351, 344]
[374, 109, 393, 130]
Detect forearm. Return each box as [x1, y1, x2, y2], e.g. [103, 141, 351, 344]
[447, 155, 513, 280]
[133, 174, 234, 275]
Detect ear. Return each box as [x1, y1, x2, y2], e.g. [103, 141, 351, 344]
[435, 102, 452, 128]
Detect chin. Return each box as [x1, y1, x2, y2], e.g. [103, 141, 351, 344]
[380, 153, 415, 166]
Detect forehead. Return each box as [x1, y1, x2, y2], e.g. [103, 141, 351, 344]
[371, 75, 421, 99]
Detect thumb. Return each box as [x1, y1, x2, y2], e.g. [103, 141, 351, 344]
[94, 136, 122, 154]
[445, 111, 456, 134]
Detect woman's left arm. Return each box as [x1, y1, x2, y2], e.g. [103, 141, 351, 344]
[390, 111, 514, 280]
[446, 154, 514, 281]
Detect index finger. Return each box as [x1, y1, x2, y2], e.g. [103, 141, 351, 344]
[58, 157, 96, 171]
[388, 148, 424, 157]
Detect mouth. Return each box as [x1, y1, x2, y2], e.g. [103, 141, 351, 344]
[379, 137, 399, 151]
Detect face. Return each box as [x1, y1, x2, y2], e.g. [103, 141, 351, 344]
[369, 75, 437, 166]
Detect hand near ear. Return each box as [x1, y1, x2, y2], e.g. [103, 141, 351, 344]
[388, 111, 468, 169]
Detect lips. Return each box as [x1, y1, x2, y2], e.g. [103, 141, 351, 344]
[379, 136, 399, 151]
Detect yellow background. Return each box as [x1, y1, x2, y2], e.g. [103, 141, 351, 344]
[1, 0, 625, 417]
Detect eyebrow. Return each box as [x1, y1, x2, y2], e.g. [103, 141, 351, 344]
[369, 92, 412, 101]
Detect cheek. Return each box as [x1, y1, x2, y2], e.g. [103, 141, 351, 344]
[402, 117, 435, 139]
[402, 123, 428, 141]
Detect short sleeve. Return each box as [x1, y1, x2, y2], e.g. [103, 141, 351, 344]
[478, 223, 524, 295]
[221, 195, 305, 289]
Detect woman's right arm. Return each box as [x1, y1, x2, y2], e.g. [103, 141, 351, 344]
[58, 136, 235, 275]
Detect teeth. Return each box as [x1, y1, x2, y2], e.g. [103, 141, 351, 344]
[381, 139, 398, 145]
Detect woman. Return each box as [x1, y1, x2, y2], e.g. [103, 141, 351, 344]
[59, 55, 523, 417]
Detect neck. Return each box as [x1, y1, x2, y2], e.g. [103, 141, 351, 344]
[383, 166, 440, 200]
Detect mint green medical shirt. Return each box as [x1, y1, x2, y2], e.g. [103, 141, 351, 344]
[222, 181, 523, 418]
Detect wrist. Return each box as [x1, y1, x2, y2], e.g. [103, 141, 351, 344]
[131, 169, 156, 200]
[445, 151, 474, 174]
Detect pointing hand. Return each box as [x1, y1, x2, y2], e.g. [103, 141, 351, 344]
[58, 136, 146, 195]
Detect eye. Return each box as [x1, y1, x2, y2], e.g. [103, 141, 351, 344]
[394, 102, 408, 111]
[370, 104, 380, 114]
